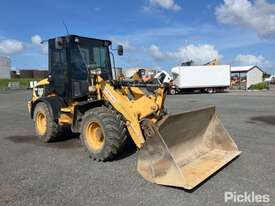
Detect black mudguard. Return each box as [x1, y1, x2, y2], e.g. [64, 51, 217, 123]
[30, 96, 66, 121]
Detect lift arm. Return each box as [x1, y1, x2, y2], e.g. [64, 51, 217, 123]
[96, 76, 166, 148]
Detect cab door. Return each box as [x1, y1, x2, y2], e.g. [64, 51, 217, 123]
[48, 41, 68, 98]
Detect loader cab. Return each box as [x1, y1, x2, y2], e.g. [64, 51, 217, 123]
[48, 35, 113, 102]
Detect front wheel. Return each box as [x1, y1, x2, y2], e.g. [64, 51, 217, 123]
[81, 106, 128, 161]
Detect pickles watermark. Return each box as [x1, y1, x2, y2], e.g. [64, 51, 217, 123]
[224, 191, 270, 203]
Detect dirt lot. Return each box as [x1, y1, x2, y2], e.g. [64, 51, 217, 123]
[0, 90, 274, 206]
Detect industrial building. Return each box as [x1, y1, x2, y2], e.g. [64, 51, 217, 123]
[0, 56, 11, 79]
[19, 69, 48, 79]
[231, 66, 264, 90]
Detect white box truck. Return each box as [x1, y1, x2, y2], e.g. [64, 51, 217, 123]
[153, 65, 231, 94]
[170, 65, 231, 94]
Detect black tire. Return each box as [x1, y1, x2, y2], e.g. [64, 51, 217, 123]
[33, 102, 60, 142]
[81, 106, 128, 161]
[207, 88, 216, 94]
[170, 88, 176, 95]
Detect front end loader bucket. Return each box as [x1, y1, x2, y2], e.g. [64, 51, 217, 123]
[138, 106, 241, 190]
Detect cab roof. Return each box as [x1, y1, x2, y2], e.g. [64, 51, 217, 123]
[49, 34, 112, 46]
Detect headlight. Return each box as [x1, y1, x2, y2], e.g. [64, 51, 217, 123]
[90, 68, 102, 75]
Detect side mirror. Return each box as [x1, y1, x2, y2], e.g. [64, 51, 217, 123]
[117, 45, 123, 56]
[55, 37, 64, 50]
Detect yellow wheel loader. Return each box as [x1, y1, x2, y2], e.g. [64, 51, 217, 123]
[28, 35, 241, 190]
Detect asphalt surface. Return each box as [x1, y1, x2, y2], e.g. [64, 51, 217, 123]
[0, 90, 274, 206]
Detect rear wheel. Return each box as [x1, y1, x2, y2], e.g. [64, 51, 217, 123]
[169, 88, 176, 95]
[34, 102, 60, 142]
[81, 106, 128, 161]
[206, 88, 216, 94]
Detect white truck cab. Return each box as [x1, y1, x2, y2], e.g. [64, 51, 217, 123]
[154, 71, 173, 84]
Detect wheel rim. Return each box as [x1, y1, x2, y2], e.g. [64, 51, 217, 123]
[85, 122, 105, 151]
[36, 112, 47, 135]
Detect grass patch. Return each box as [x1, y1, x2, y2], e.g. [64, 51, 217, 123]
[0, 78, 42, 90]
[248, 82, 269, 90]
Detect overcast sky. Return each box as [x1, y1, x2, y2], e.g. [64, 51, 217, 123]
[0, 0, 275, 73]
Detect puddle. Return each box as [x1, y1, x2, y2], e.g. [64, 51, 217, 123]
[4, 135, 81, 149]
[250, 116, 275, 126]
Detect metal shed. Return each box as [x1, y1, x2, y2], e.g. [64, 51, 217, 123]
[231, 66, 264, 90]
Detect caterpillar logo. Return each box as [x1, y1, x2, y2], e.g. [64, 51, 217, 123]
[35, 87, 44, 97]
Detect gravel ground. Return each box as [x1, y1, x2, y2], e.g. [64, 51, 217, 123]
[0, 90, 274, 206]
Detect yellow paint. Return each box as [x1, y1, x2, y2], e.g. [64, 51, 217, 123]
[59, 103, 77, 125]
[35, 111, 47, 135]
[60, 104, 76, 113]
[31, 78, 56, 102]
[85, 121, 105, 151]
[37, 78, 49, 86]
[59, 113, 73, 125]
[130, 72, 143, 81]
[206, 59, 220, 66]
[30, 74, 166, 148]
[97, 76, 166, 148]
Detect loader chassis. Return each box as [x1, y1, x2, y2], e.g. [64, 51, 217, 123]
[29, 35, 166, 150]
[28, 35, 241, 190]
